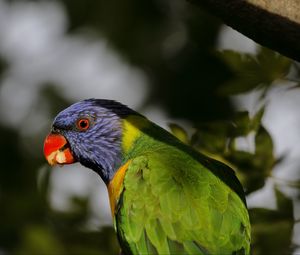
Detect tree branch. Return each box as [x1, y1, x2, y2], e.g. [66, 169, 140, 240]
[188, 0, 300, 61]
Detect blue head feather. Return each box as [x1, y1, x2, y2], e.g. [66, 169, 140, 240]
[52, 99, 136, 183]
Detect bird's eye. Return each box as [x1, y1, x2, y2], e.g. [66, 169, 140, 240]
[76, 118, 90, 131]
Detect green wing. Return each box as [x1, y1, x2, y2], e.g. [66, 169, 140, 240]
[116, 147, 250, 255]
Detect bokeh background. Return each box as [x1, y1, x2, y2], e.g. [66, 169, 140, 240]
[1, 0, 300, 254]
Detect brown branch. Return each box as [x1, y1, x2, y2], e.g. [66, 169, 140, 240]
[188, 0, 300, 61]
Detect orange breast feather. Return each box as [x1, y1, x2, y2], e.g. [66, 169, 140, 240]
[107, 160, 132, 216]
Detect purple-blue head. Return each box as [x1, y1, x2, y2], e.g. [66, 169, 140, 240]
[44, 99, 136, 183]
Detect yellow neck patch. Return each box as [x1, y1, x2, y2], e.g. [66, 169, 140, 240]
[107, 160, 132, 216]
[107, 116, 148, 216]
[122, 115, 149, 153]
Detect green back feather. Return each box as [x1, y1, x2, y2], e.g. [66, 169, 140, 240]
[123, 118, 246, 206]
[116, 117, 250, 255]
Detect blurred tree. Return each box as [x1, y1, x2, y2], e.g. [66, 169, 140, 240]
[61, 0, 234, 121]
[1, 0, 300, 254]
[249, 188, 294, 255]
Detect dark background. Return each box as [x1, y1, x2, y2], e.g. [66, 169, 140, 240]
[0, 0, 300, 254]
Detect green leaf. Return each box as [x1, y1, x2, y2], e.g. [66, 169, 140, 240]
[241, 126, 275, 193]
[257, 47, 292, 82]
[231, 111, 251, 136]
[249, 189, 294, 255]
[17, 225, 63, 254]
[275, 188, 294, 220]
[250, 219, 293, 255]
[191, 108, 274, 194]
[168, 123, 189, 144]
[254, 126, 274, 170]
[217, 50, 264, 95]
[250, 107, 265, 132]
[191, 121, 231, 154]
[217, 48, 292, 95]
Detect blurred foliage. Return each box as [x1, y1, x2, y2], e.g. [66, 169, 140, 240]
[1, 0, 300, 254]
[249, 188, 294, 255]
[168, 123, 189, 144]
[168, 46, 297, 254]
[217, 48, 291, 95]
[61, 0, 234, 122]
[38, 84, 73, 118]
[189, 108, 276, 194]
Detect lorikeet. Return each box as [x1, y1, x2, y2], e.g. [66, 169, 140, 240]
[44, 99, 250, 255]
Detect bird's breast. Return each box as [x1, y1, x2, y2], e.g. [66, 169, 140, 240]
[107, 160, 132, 216]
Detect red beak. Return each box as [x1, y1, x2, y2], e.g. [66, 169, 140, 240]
[43, 133, 75, 166]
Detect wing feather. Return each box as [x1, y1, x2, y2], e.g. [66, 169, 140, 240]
[116, 148, 250, 255]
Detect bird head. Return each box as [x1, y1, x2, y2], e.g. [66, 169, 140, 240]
[43, 99, 136, 183]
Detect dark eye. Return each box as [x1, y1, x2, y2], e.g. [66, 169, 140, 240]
[76, 118, 90, 131]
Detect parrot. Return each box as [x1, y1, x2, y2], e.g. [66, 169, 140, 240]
[43, 99, 250, 255]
